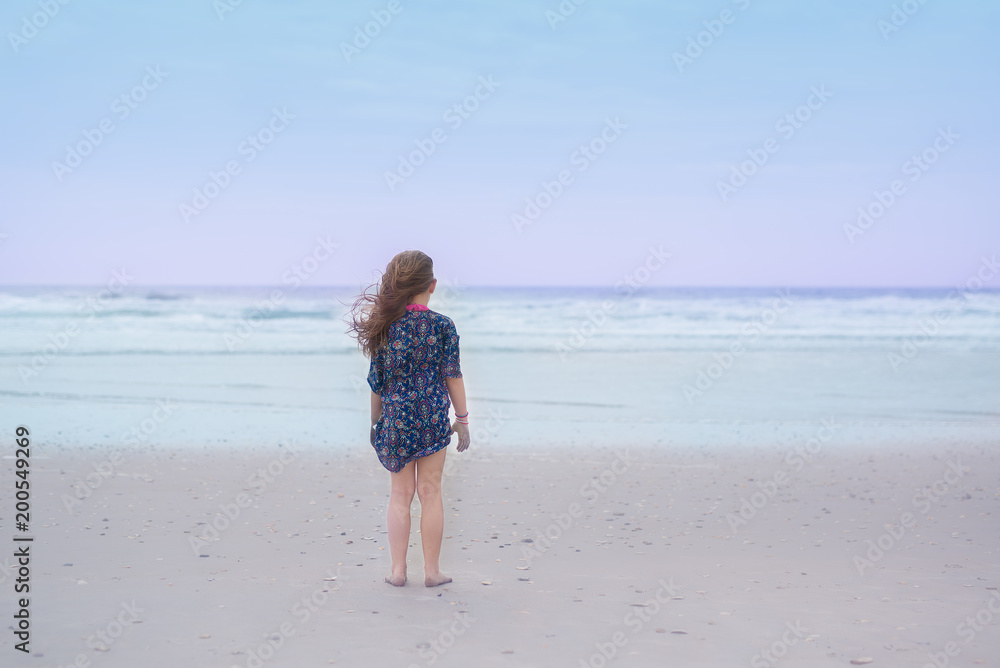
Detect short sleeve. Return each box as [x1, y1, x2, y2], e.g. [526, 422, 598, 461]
[441, 319, 462, 379]
[367, 350, 384, 394]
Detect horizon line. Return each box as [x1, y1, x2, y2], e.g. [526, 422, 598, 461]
[0, 283, 996, 291]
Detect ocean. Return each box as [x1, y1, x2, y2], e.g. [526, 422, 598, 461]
[0, 285, 997, 452]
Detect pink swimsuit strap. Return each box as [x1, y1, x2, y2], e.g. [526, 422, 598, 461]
[405, 304, 429, 311]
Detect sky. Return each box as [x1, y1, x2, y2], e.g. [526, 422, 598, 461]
[1, 0, 997, 288]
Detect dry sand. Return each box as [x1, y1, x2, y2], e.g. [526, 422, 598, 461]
[5, 439, 999, 667]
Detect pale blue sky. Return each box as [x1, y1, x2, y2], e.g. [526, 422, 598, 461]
[1, 0, 997, 287]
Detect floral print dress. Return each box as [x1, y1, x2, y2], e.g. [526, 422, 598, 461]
[367, 305, 463, 472]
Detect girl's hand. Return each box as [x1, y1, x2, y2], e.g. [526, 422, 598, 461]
[451, 421, 471, 452]
[369, 423, 377, 447]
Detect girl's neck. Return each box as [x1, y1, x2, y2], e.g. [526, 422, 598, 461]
[407, 292, 431, 307]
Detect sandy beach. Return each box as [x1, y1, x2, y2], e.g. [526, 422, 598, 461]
[4, 0, 998, 665]
[6, 438, 998, 667]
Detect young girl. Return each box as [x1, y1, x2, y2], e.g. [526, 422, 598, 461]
[347, 250, 471, 587]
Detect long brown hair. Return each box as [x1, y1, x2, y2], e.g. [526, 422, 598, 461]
[347, 250, 435, 358]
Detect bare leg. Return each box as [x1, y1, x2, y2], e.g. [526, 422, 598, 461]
[386, 461, 415, 586]
[416, 447, 452, 587]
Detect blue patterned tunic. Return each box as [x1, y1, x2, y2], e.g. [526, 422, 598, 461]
[367, 307, 462, 472]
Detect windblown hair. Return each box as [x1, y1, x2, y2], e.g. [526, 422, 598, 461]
[347, 250, 435, 358]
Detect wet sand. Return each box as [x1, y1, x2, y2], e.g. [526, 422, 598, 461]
[6, 439, 999, 667]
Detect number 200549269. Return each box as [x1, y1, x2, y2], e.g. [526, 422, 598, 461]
[15, 426, 31, 529]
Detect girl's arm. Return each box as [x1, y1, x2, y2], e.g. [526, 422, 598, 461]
[370, 391, 382, 445]
[446, 376, 471, 452]
[446, 376, 467, 416]
[370, 391, 383, 424]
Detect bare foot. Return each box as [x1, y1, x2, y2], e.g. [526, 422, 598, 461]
[425, 572, 452, 587]
[385, 572, 406, 587]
